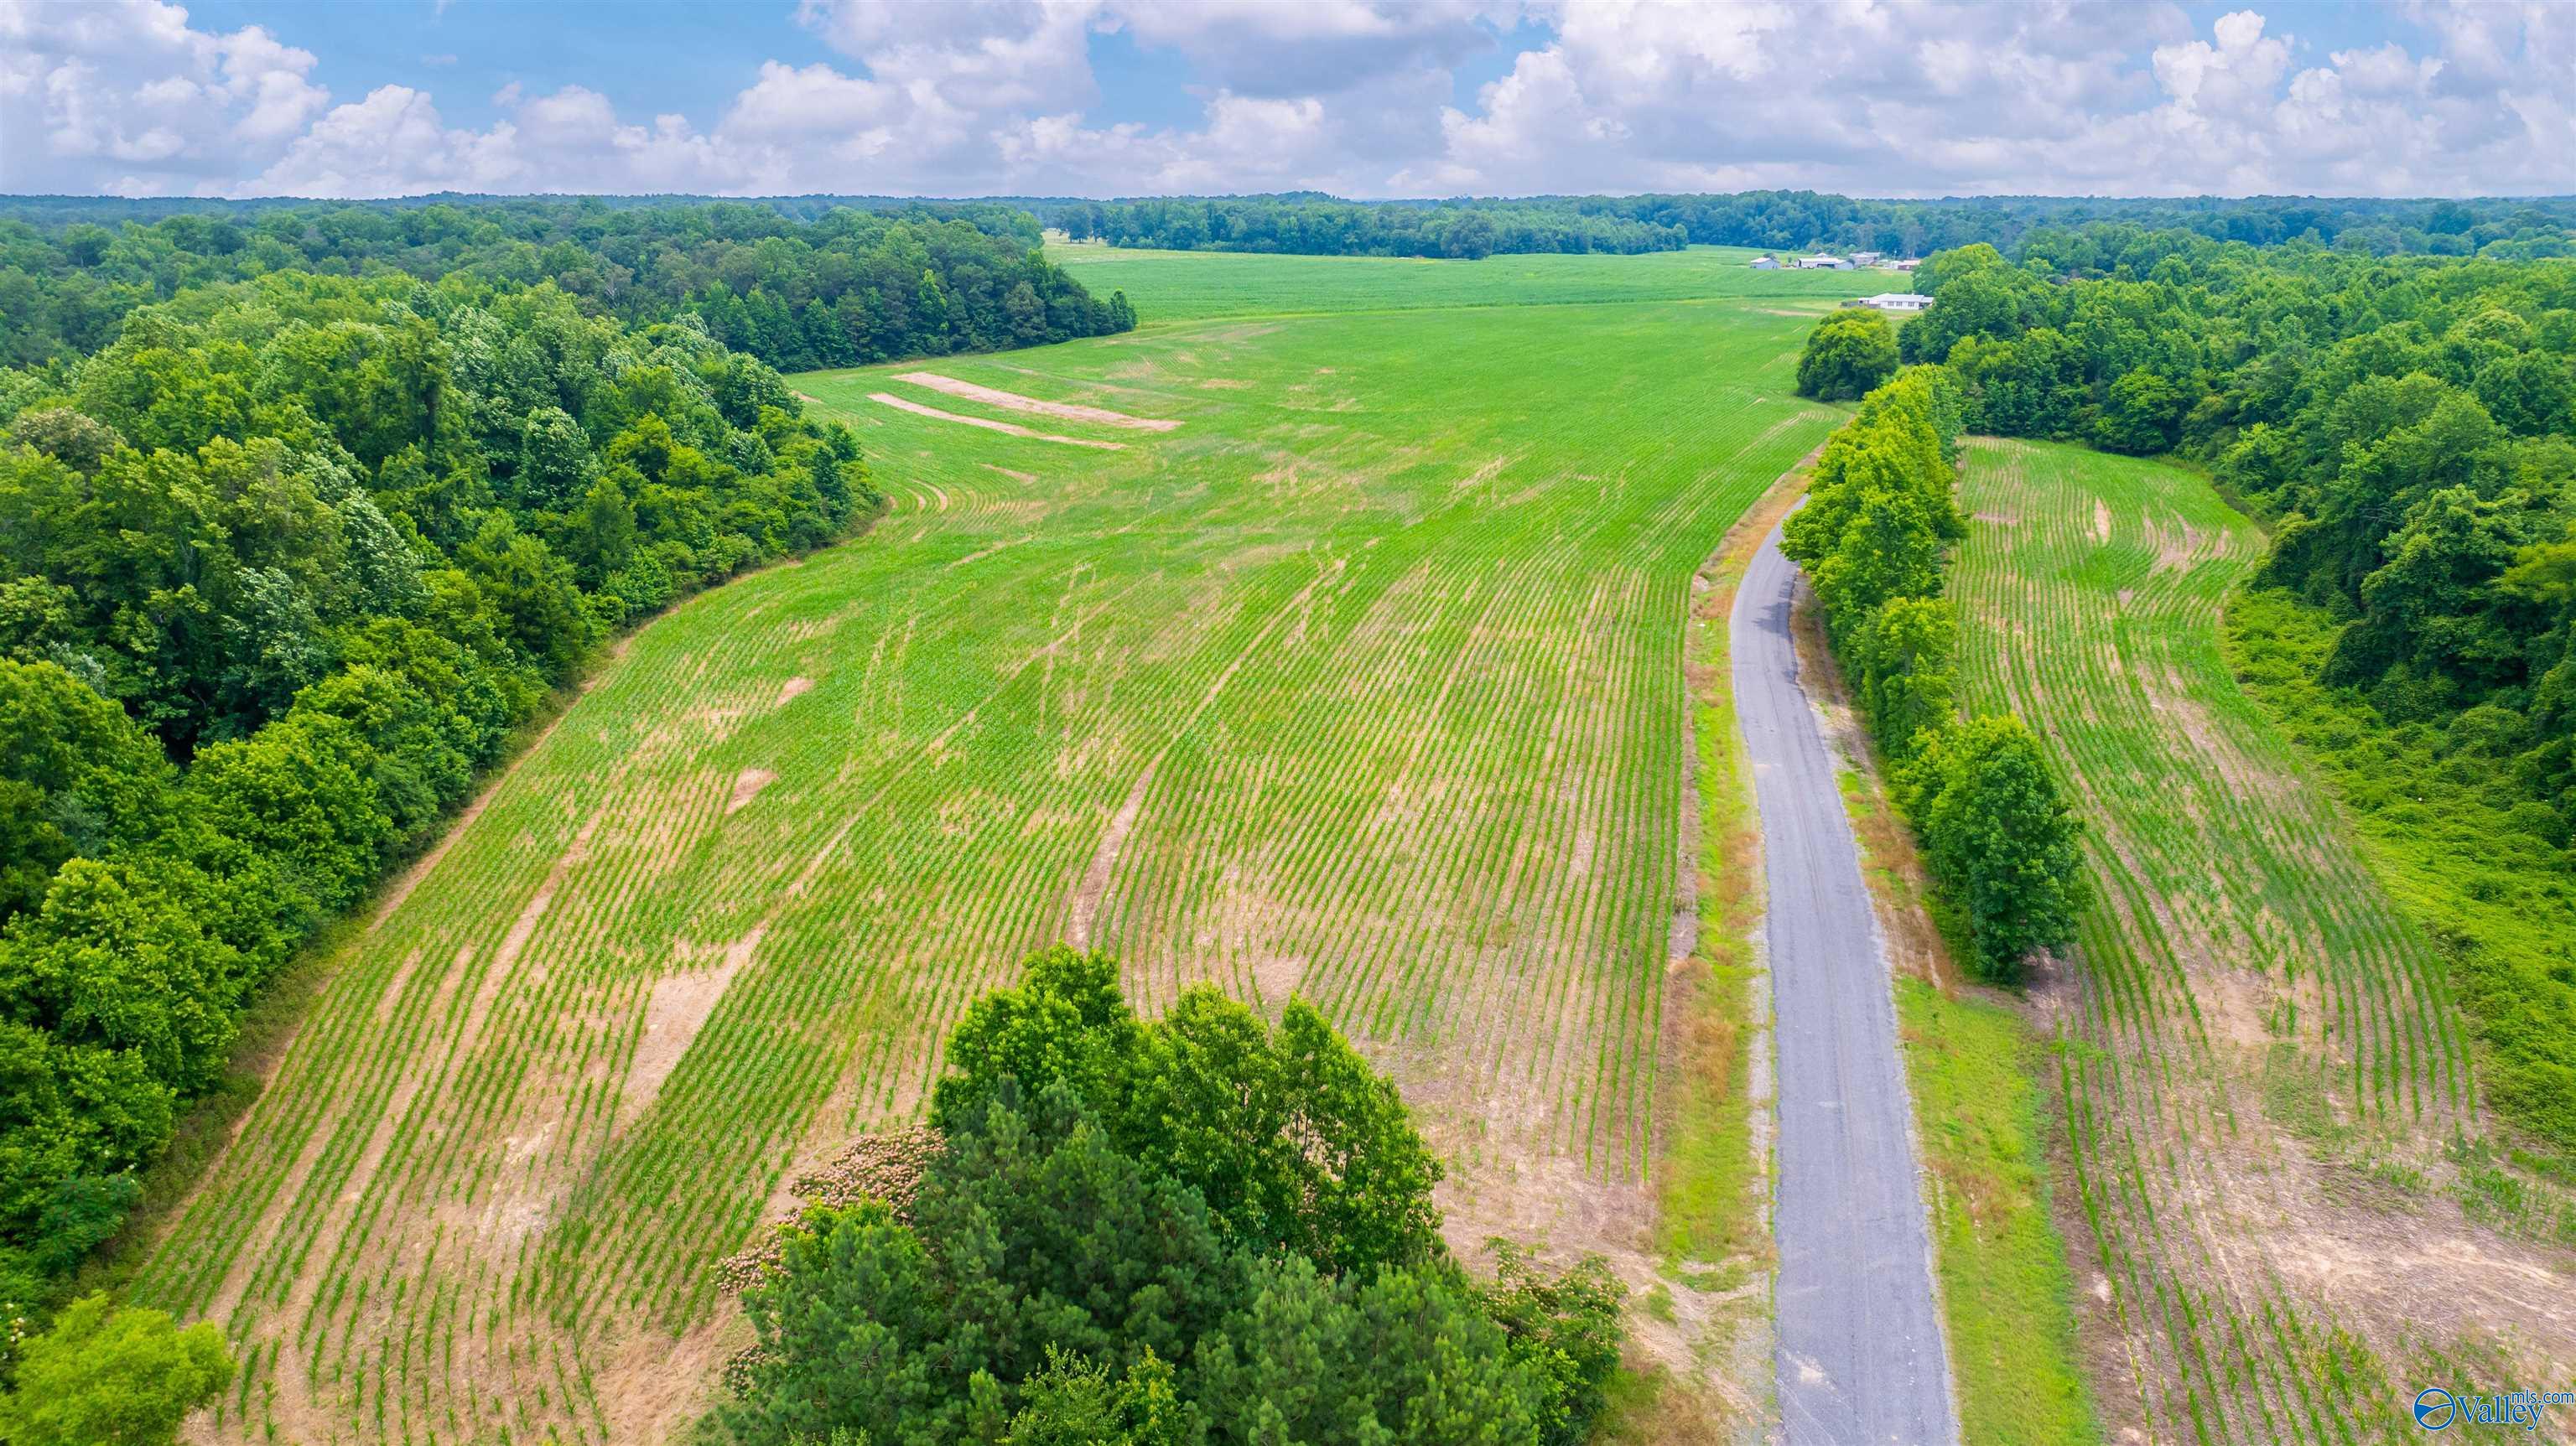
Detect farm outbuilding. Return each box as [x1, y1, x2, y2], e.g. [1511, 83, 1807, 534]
[1841, 292, 1935, 313]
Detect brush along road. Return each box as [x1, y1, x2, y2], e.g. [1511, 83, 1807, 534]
[1732, 524, 1957, 1445]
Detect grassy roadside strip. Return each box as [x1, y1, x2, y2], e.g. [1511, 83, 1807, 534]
[1788, 588, 2103, 1446]
[1598, 456, 1813, 1442]
[1893, 980, 2102, 1446]
[1657, 463, 1812, 1265]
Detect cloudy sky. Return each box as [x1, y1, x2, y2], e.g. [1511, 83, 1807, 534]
[4, 0, 2573, 200]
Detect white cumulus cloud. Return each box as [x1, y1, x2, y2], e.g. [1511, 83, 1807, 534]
[5, 0, 2576, 200]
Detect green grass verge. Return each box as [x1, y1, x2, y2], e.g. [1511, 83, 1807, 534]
[1654, 522, 1771, 1268]
[1898, 978, 2103, 1446]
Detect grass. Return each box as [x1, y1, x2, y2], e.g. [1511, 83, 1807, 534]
[1046, 241, 1887, 321]
[1950, 436, 2491, 1444]
[133, 248, 1869, 1443]
[1898, 979, 2102, 1446]
[1654, 474, 1808, 1271]
[2224, 585, 2576, 1168]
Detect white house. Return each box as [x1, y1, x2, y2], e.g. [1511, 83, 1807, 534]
[1852, 250, 1883, 264]
[1841, 292, 1934, 313]
[1794, 255, 1855, 270]
[1885, 258, 1922, 272]
[1749, 255, 1780, 270]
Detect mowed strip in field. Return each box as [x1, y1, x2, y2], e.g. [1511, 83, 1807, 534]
[1950, 439, 2575, 1444]
[134, 257, 1869, 1444]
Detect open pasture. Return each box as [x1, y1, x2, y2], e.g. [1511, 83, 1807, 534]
[1951, 438, 2573, 1443]
[1046, 241, 1881, 321]
[135, 253, 1861, 1442]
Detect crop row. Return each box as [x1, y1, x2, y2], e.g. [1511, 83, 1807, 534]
[1951, 438, 2465, 1444]
[134, 299, 1842, 1443]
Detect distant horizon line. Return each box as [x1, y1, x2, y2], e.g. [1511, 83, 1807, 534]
[8, 189, 2576, 207]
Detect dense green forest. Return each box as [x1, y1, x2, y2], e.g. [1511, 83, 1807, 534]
[1779, 365, 2088, 980]
[1885, 231, 2576, 1152]
[1049, 194, 1682, 258]
[1584, 192, 2576, 262]
[1036, 191, 2576, 262]
[716, 948, 1625, 1446]
[0, 269, 873, 1321]
[18, 191, 2567, 282]
[0, 199, 1134, 372]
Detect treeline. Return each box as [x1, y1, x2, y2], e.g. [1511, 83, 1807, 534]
[1779, 367, 2087, 981]
[0, 198, 1134, 373]
[1040, 191, 2576, 263]
[719, 948, 1626, 1445]
[1587, 192, 2576, 262]
[1888, 231, 2576, 1150]
[1050, 194, 1682, 259]
[0, 272, 874, 1318]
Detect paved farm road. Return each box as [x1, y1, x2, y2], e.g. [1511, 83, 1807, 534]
[1732, 526, 1958, 1445]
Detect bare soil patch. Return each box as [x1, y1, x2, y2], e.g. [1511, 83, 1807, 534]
[867, 392, 1128, 449]
[1251, 951, 1306, 1007]
[618, 928, 761, 1132]
[726, 768, 776, 815]
[894, 371, 1182, 431]
[1068, 759, 1155, 951]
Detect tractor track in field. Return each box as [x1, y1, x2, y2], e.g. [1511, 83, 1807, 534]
[1732, 523, 1959, 1445]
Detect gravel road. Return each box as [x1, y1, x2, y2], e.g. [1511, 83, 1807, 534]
[1731, 524, 1958, 1445]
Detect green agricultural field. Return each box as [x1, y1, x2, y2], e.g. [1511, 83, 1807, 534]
[134, 252, 1866, 1443]
[1950, 438, 2573, 1444]
[1046, 241, 1882, 320]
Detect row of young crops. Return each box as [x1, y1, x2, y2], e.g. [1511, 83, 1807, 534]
[1948, 438, 2477, 1443]
[132, 291, 1846, 1443]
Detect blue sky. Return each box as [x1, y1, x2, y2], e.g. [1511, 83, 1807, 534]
[7, 1, 2573, 200]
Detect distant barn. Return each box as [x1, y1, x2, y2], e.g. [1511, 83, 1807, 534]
[1794, 255, 1855, 270]
[1750, 255, 1780, 269]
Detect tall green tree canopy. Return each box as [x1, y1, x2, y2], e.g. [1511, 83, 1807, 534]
[724, 951, 1626, 1446]
[0, 1293, 231, 1446]
[1795, 308, 1901, 402]
[0, 270, 875, 1317]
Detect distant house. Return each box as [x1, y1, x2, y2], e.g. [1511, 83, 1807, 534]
[1886, 258, 1922, 272]
[1852, 250, 1883, 264]
[1794, 255, 1855, 271]
[1749, 255, 1780, 270]
[1840, 292, 1935, 313]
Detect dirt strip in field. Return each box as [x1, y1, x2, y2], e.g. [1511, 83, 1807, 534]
[896, 371, 1182, 431]
[867, 391, 1129, 448]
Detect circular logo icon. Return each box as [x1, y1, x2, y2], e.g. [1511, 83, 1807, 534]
[2414, 1387, 2457, 1431]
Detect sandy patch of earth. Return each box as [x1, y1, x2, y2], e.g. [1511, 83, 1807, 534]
[867, 392, 1127, 449]
[617, 927, 762, 1132]
[894, 371, 1181, 431]
[726, 768, 776, 815]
